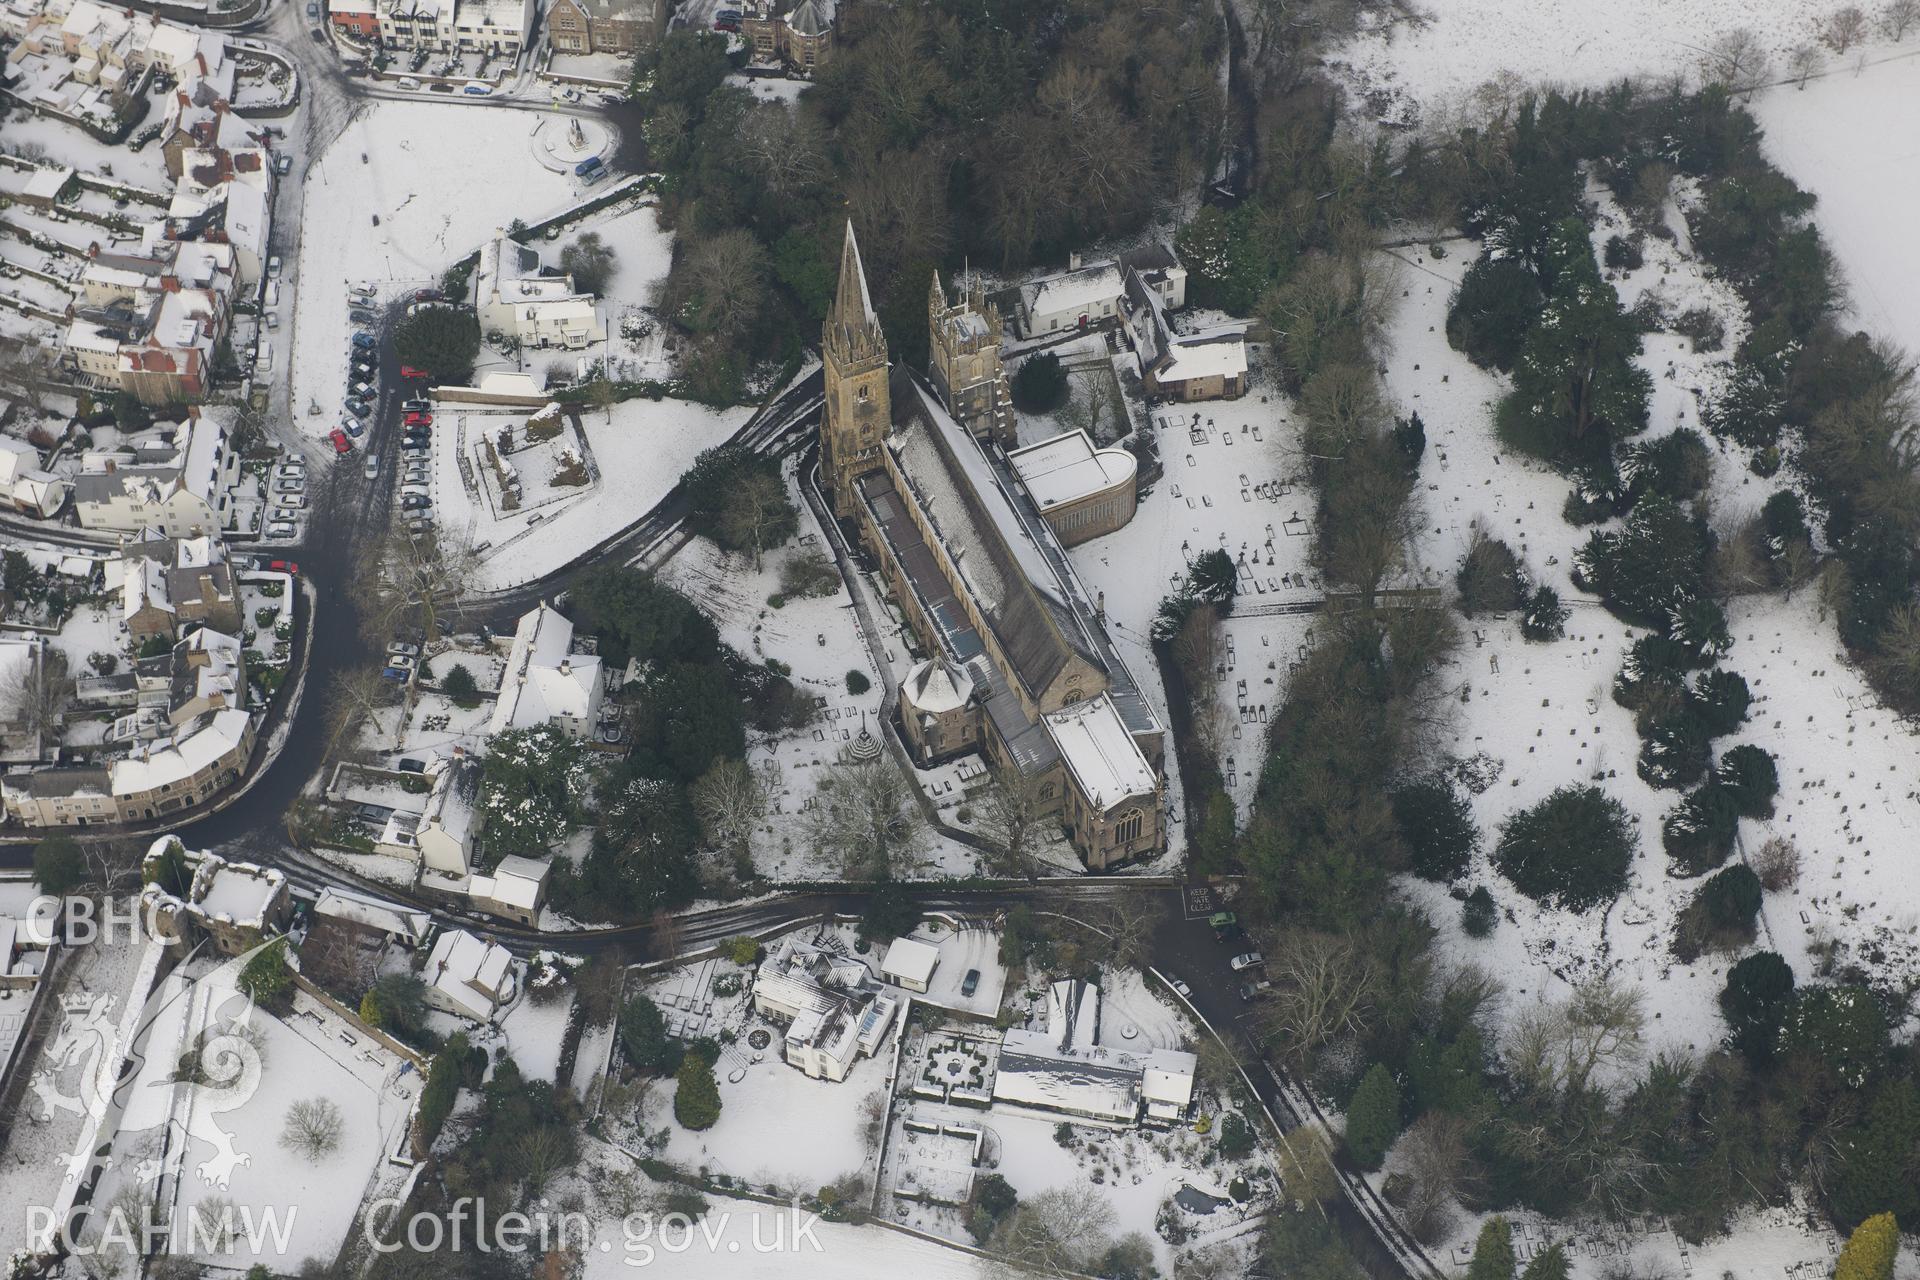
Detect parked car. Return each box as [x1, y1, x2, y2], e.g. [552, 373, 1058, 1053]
[309, 26, 325, 40]
[267, 255, 282, 278]
[1209, 911, 1240, 942]
[428, 82, 454, 93]
[1167, 977, 1192, 999]
[305, 1, 317, 14]
[329, 428, 354, 454]
[398, 76, 422, 89]
[463, 81, 492, 95]
[413, 289, 442, 303]
[960, 969, 981, 998]
[573, 155, 605, 179]
[341, 419, 365, 438]
[274, 154, 292, 175]
[266, 521, 297, 539]
[363, 456, 381, 480]
[404, 412, 432, 427]
[271, 506, 301, 524]
[403, 466, 430, 483]
[402, 399, 431, 413]
[385, 654, 416, 672]
[401, 493, 430, 510]
[349, 308, 374, 324]
[277, 492, 308, 509]
[274, 478, 305, 494]
[1237, 980, 1272, 1002]
[265, 311, 280, 331]
[268, 560, 300, 575]
[348, 380, 374, 396]
[351, 331, 376, 348]
[381, 665, 411, 681]
[400, 484, 431, 499]
[1228, 951, 1265, 972]
[397, 757, 426, 773]
[275, 459, 306, 476]
[388, 642, 421, 658]
[342, 401, 368, 421]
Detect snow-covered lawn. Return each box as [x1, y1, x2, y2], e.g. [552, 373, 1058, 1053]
[495, 990, 575, 1083]
[650, 1033, 889, 1193]
[1753, 53, 1920, 357]
[287, 100, 582, 446]
[1324, 0, 1920, 125]
[0, 111, 173, 192]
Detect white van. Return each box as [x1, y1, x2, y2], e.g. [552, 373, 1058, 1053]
[398, 75, 421, 89]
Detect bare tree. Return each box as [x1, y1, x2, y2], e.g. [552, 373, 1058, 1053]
[519, 1125, 571, 1193]
[973, 766, 1051, 879]
[3, 644, 71, 755]
[738, 103, 830, 199]
[1865, 601, 1920, 706]
[1505, 975, 1645, 1099]
[992, 1183, 1118, 1277]
[1754, 835, 1803, 891]
[1701, 27, 1772, 93]
[1172, 603, 1227, 758]
[716, 470, 792, 570]
[690, 757, 766, 864]
[1884, 0, 1920, 39]
[1825, 4, 1870, 50]
[319, 664, 389, 765]
[1789, 42, 1823, 85]
[280, 1097, 344, 1162]
[802, 757, 930, 881]
[1251, 929, 1379, 1071]
[1090, 894, 1169, 970]
[1274, 1124, 1340, 1206]
[351, 521, 481, 647]
[1395, 1112, 1480, 1244]
[660, 228, 770, 348]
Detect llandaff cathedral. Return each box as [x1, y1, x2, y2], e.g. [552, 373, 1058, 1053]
[819, 224, 1165, 870]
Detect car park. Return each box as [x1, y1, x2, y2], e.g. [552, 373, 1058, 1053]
[1228, 951, 1265, 972]
[329, 429, 354, 454]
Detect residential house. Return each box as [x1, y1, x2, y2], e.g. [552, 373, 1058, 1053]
[74, 412, 231, 535]
[116, 534, 241, 639]
[474, 235, 605, 351]
[488, 601, 602, 738]
[0, 437, 68, 520]
[879, 936, 939, 994]
[450, 0, 535, 54]
[416, 753, 481, 876]
[740, 0, 832, 74]
[1118, 261, 1245, 401]
[991, 980, 1197, 1127]
[751, 937, 899, 1082]
[327, 0, 380, 37]
[545, 0, 655, 54]
[467, 853, 548, 925]
[3, 704, 256, 825]
[423, 927, 519, 1023]
[140, 838, 290, 956]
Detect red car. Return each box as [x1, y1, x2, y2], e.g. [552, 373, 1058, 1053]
[404, 412, 433, 428]
[400, 365, 429, 380]
[329, 428, 354, 454]
[268, 560, 299, 575]
[413, 289, 441, 303]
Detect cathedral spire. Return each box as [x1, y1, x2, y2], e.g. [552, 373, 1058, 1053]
[830, 220, 879, 344]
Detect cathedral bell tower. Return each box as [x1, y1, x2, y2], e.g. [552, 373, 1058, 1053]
[821, 221, 890, 518]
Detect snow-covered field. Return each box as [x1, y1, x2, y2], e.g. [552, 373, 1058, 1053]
[287, 101, 582, 447]
[1325, 0, 1920, 125]
[1753, 53, 1920, 354]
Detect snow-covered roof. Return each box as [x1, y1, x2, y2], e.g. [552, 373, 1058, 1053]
[994, 1028, 1144, 1123]
[426, 927, 516, 1021]
[900, 656, 973, 715]
[109, 706, 249, 797]
[1008, 429, 1137, 510]
[1020, 261, 1123, 324]
[313, 886, 429, 943]
[1141, 1048, 1198, 1115]
[122, 554, 172, 621]
[1158, 329, 1248, 384]
[193, 856, 282, 926]
[1044, 692, 1156, 812]
[483, 854, 548, 910]
[880, 936, 940, 987]
[488, 602, 600, 734]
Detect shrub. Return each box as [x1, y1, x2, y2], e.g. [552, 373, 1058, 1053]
[1721, 951, 1795, 1065]
[845, 669, 870, 695]
[1672, 306, 1727, 354]
[1833, 1213, 1899, 1280]
[1217, 1111, 1256, 1159]
[1753, 835, 1801, 891]
[673, 1054, 722, 1130]
[1715, 743, 1778, 816]
[1520, 586, 1568, 642]
[441, 661, 479, 705]
[32, 835, 85, 896]
[1688, 666, 1749, 734]
[1467, 1216, 1516, 1280]
[1662, 784, 1738, 876]
[1574, 495, 1711, 622]
[1011, 351, 1068, 413]
[1669, 597, 1732, 665]
[1623, 428, 1712, 501]
[236, 939, 294, 1013]
[1344, 1064, 1401, 1170]
[1673, 863, 1762, 961]
[1456, 533, 1526, 616]
[619, 994, 683, 1074]
[1446, 254, 1544, 372]
[722, 935, 761, 965]
[1391, 776, 1477, 882]
[1637, 712, 1711, 790]
[1779, 984, 1889, 1088]
[1462, 886, 1498, 937]
[1493, 786, 1636, 909]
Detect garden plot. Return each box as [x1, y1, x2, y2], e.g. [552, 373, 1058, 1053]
[492, 989, 576, 1084]
[1321, 0, 1912, 127]
[1753, 53, 1920, 361]
[0, 111, 173, 191]
[288, 100, 580, 445]
[239, 572, 295, 674]
[647, 1029, 892, 1194]
[356, 690, 497, 763]
[442, 396, 746, 592]
[548, 200, 674, 364]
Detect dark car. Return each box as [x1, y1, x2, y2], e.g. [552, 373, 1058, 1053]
[401, 494, 430, 510]
[960, 969, 981, 997]
[349, 309, 374, 324]
[413, 289, 442, 303]
[351, 332, 376, 348]
[397, 757, 426, 773]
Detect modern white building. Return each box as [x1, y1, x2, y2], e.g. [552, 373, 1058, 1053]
[488, 602, 603, 738]
[879, 936, 940, 994]
[751, 938, 900, 1082]
[991, 979, 1197, 1127]
[474, 236, 605, 351]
